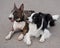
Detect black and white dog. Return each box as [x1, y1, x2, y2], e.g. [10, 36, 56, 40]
[24, 12, 59, 45]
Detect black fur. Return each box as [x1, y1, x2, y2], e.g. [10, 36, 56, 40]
[32, 12, 55, 30]
[32, 13, 42, 29]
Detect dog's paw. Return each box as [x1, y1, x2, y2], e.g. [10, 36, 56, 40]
[18, 34, 24, 41]
[39, 38, 45, 42]
[24, 37, 31, 45]
[5, 31, 14, 40]
[26, 40, 31, 45]
[24, 38, 31, 45]
[5, 35, 11, 40]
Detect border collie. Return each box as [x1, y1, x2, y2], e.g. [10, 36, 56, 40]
[24, 12, 59, 45]
[5, 3, 34, 40]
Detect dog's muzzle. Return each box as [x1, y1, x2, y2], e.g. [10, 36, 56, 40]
[26, 19, 33, 23]
[8, 17, 14, 22]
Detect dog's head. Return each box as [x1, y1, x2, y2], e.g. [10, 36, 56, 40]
[28, 12, 42, 24]
[8, 3, 24, 22]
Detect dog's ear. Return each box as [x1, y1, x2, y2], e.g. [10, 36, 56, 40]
[19, 3, 24, 12]
[11, 3, 18, 12]
[14, 3, 18, 10]
[39, 12, 43, 15]
[38, 12, 42, 21]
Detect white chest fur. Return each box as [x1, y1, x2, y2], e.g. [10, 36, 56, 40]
[27, 18, 43, 37]
[28, 23, 42, 37]
[13, 21, 25, 30]
[29, 23, 37, 33]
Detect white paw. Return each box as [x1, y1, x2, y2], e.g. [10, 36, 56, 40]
[5, 35, 11, 40]
[24, 36, 31, 45]
[5, 31, 14, 40]
[26, 40, 31, 45]
[24, 39, 31, 45]
[39, 38, 45, 42]
[18, 34, 24, 41]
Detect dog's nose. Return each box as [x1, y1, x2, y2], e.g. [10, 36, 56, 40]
[9, 17, 12, 20]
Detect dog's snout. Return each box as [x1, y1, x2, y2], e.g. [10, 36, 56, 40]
[9, 17, 12, 20]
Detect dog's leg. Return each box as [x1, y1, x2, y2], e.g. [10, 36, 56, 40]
[5, 26, 14, 40]
[18, 23, 28, 41]
[18, 33, 24, 41]
[24, 32, 31, 45]
[18, 30, 27, 41]
[39, 29, 51, 42]
[5, 31, 14, 40]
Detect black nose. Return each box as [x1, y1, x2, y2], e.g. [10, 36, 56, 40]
[9, 17, 12, 20]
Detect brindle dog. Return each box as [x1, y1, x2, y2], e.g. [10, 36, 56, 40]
[5, 3, 35, 40]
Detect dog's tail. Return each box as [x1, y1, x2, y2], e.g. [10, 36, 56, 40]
[52, 15, 60, 20]
[49, 15, 60, 27]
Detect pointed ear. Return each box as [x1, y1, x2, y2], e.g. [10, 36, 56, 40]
[14, 3, 18, 10]
[19, 3, 24, 11]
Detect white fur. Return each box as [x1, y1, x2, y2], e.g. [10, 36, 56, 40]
[13, 21, 25, 30]
[52, 15, 60, 20]
[18, 34, 24, 41]
[5, 31, 14, 40]
[28, 13, 35, 22]
[9, 13, 14, 18]
[24, 18, 44, 45]
[40, 29, 51, 42]
[47, 21, 50, 28]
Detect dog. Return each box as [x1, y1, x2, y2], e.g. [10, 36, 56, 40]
[5, 3, 35, 40]
[24, 12, 59, 45]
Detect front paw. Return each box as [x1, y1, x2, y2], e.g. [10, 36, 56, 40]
[5, 31, 14, 40]
[5, 35, 11, 40]
[39, 38, 45, 42]
[26, 40, 31, 45]
[18, 34, 24, 41]
[24, 40, 31, 45]
[24, 37, 31, 45]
